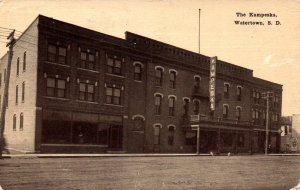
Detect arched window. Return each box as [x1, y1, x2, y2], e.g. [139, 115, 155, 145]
[132, 116, 144, 131]
[153, 124, 161, 145]
[236, 107, 242, 120]
[134, 64, 142, 81]
[15, 85, 18, 105]
[193, 99, 200, 115]
[23, 52, 26, 72]
[20, 112, 24, 130]
[22, 82, 25, 102]
[16, 57, 20, 76]
[168, 96, 175, 116]
[13, 114, 16, 131]
[169, 71, 176, 89]
[155, 67, 163, 86]
[223, 104, 229, 118]
[154, 94, 163, 115]
[183, 98, 190, 115]
[224, 83, 230, 98]
[168, 125, 175, 145]
[237, 86, 242, 101]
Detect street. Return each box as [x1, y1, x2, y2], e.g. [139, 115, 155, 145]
[0, 155, 299, 190]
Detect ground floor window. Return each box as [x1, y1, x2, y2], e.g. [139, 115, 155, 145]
[42, 120, 122, 147]
[237, 133, 245, 147]
[220, 132, 234, 147]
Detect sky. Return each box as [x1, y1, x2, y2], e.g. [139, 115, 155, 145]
[0, 0, 299, 116]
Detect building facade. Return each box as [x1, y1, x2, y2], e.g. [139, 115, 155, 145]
[0, 15, 282, 153]
[281, 115, 300, 152]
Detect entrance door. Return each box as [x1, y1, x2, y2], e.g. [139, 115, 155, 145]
[109, 125, 123, 149]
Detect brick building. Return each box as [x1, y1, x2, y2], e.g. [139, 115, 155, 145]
[0, 15, 282, 153]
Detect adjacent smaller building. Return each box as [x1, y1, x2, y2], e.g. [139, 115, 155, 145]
[280, 114, 300, 152]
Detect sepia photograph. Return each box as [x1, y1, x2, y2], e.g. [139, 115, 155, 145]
[0, 0, 300, 189]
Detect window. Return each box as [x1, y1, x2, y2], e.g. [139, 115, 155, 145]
[20, 113, 24, 130]
[155, 68, 163, 86]
[193, 99, 200, 115]
[107, 57, 122, 75]
[154, 94, 162, 115]
[16, 57, 19, 76]
[194, 76, 201, 93]
[15, 85, 18, 105]
[168, 126, 175, 146]
[224, 83, 230, 98]
[47, 44, 67, 64]
[106, 86, 121, 105]
[236, 107, 241, 120]
[168, 96, 175, 116]
[46, 78, 66, 98]
[169, 71, 176, 89]
[0, 73, 2, 87]
[79, 82, 95, 102]
[154, 125, 160, 145]
[13, 114, 16, 131]
[133, 64, 142, 81]
[22, 82, 25, 102]
[79, 51, 95, 70]
[237, 86, 242, 101]
[223, 104, 229, 118]
[183, 98, 190, 115]
[133, 117, 144, 131]
[23, 52, 26, 72]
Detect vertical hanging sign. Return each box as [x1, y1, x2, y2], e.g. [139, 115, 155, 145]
[210, 56, 217, 111]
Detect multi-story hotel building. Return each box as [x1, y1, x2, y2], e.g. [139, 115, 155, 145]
[0, 15, 282, 153]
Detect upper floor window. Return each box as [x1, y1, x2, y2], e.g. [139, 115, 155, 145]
[106, 86, 122, 105]
[22, 82, 25, 102]
[16, 57, 19, 76]
[15, 85, 18, 105]
[13, 114, 16, 131]
[194, 76, 201, 87]
[0, 73, 2, 87]
[133, 117, 144, 131]
[154, 94, 163, 115]
[169, 71, 176, 89]
[23, 52, 26, 72]
[79, 51, 95, 70]
[47, 44, 67, 65]
[224, 83, 230, 98]
[193, 99, 200, 115]
[79, 82, 95, 102]
[183, 98, 190, 115]
[46, 78, 66, 98]
[4, 69, 6, 82]
[133, 63, 142, 81]
[236, 107, 242, 120]
[153, 124, 161, 145]
[168, 96, 175, 116]
[223, 104, 229, 118]
[168, 125, 175, 146]
[155, 67, 163, 86]
[107, 57, 122, 75]
[20, 112, 24, 130]
[237, 86, 242, 101]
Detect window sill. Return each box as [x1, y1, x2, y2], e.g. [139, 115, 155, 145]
[76, 100, 99, 104]
[44, 96, 70, 101]
[77, 68, 100, 73]
[133, 80, 143, 83]
[104, 103, 123, 107]
[105, 73, 125, 78]
[45, 61, 70, 67]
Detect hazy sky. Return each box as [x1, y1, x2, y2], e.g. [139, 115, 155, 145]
[0, 0, 299, 116]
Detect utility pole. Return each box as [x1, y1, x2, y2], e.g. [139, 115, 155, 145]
[0, 29, 15, 159]
[262, 91, 273, 155]
[198, 9, 201, 54]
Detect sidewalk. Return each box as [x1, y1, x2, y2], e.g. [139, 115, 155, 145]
[1, 153, 211, 158]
